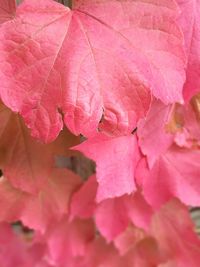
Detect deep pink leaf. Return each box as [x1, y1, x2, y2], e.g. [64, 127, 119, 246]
[73, 133, 140, 201]
[141, 145, 200, 208]
[0, 0, 185, 142]
[0, 0, 15, 24]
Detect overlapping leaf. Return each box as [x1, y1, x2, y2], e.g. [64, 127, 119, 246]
[151, 199, 200, 267]
[0, 169, 81, 232]
[138, 99, 174, 167]
[0, 0, 185, 142]
[46, 218, 95, 266]
[0, 103, 79, 194]
[177, 0, 200, 101]
[73, 133, 140, 201]
[139, 145, 200, 208]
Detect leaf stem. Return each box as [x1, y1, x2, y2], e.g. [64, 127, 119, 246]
[58, 0, 72, 9]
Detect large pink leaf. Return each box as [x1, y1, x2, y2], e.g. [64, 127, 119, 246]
[73, 133, 140, 201]
[0, 103, 79, 194]
[0, 0, 185, 142]
[177, 0, 200, 101]
[0, 169, 81, 232]
[0, 0, 15, 24]
[140, 145, 200, 208]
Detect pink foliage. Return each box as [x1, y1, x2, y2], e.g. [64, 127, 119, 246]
[0, 0, 199, 266]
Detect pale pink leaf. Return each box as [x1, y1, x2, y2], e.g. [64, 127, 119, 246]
[46, 218, 95, 266]
[151, 199, 200, 267]
[0, 222, 49, 267]
[0, 169, 81, 232]
[0, 103, 79, 194]
[114, 226, 145, 256]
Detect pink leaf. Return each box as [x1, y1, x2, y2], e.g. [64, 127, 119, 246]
[0, 0, 15, 24]
[0, 103, 79, 194]
[73, 133, 140, 201]
[141, 145, 200, 208]
[0, 222, 50, 267]
[138, 99, 174, 167]
[95, 196, 129, 242]
[114, 225, 145, 256]
[70, 175, 97, 220]
[94, 192, 153, 242]
[0, 169, 81, 232]
[46, 218, 95, 266]
[0, 0, 185, 142]
[84, 237, 121, 267]
[177, 0, 200, 101]
[151, 199, 200, 267]
[125, 192, 153, 232]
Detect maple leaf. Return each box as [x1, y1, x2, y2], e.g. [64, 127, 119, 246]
[0, 169, 81, 232]
[70, 175, 153, 241]
[73, 133, 140, 201]
[0, 103, 79, 194]
[177, 0, 200, 101]
[0, 0, 15, 24]
[138, 145, 200, 208]
[0, 0, 185, 142]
